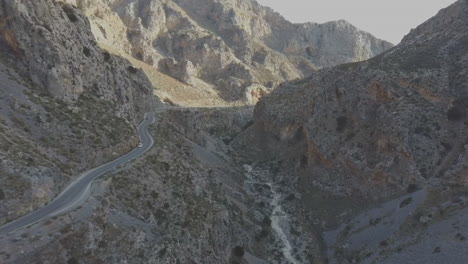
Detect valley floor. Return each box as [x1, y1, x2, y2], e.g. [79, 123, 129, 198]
[1, 106, 468, 264]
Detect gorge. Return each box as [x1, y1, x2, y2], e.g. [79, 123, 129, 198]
[0, 0, 467, 263]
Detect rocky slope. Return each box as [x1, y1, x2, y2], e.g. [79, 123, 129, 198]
[0, 3, 321, 261]
[247, 1, 468, 261]
[0, 0, 156, 228]
[62, 0, 392, 104]
[253, 0, 468, 199]
[0, 1, 389, 263]
[1, 107, 320, 264]
[2, 0, 466, 264]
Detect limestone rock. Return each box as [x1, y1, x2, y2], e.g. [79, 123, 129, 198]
[1, 0, 156, 120]
[67, 0, 392, 102]
[252, 0, 468, 199]
[0, 0, 159, 235]
[158, 57, 197, 85]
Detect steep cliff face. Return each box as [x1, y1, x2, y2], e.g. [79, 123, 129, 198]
[253, 0, 468, 199]
[0, 0, 156, 226]
[1, 0, 155, 119]
[63, 0, 392, 104]
[277, 20, 394, 68]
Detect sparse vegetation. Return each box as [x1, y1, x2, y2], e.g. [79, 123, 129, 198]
[103, 51, 111, 62]
[447, 106, 465, 121]
[455, 233, 466, 241]
[83, 47, 91, 57]
[379, 240, 389, 247]
[61, 4, 79, 23]
[67, 257, 79, 264]
[407, 184, 419, 193]
[2, 1, 468, 263]
[336, 116, 347, 133]
[262, 216, 272, 227]
[127, 66, 138, 74]
[399, 197, 413, 208]
[232, 246, 245, 258]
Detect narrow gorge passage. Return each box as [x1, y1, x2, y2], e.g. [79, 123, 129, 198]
[243, 165, 301, 264]
[1, 0, 467, 263]
[268, 181, 302, 264]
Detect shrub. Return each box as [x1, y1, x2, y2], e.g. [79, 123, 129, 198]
[61, 4, 79, 23]
[399, 197, 413, 208]
[447, 106, 465, 121]
[98, 240, 107, 248]
[67, 258, 79, 264]
[455, 233, 466, 241]
[103, 51, 111, 62]
[336, 116, 347, 132]
[369, 217, 382, 226]
[255, 228, 269, 241]
[407, 184, 419, 193]
[151, 190, 159, 199]
[158, 247, 167, 258]
[83, 47, 91, 57]
[232, 246, 245, 258]
[159, 162, 170, 172]
[127, 66, 138, 74]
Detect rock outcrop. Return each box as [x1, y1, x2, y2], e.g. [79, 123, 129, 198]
[1, 0, 155, 120]
[0, 0, 157, 227]
[252, 0, 468, 199]
[62, 0, 392, 103]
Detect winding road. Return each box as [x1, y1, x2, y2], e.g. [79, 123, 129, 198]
[0, 112, 155, 236]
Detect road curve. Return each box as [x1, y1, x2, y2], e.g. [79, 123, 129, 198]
[0, 112, 155, 236]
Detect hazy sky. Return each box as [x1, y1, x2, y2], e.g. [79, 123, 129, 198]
[256, 0, 457, 44]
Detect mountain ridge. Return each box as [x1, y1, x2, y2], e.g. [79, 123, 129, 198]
[63, 0, 392, 104]
[252, 0, 468, 198]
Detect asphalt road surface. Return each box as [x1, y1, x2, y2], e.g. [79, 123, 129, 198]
[0, 112, 155, 236]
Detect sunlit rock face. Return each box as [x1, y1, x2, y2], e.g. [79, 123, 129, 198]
[63, 0, 392, 102]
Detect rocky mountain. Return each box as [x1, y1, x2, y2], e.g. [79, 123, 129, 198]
[1, 0, 465, 264]
[62, 0, 392, 104]
[0, 0, 156, 232]
[0, 0, 323, 263]
[248, 0, 468, 262]
[252, 0, 468, 198]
